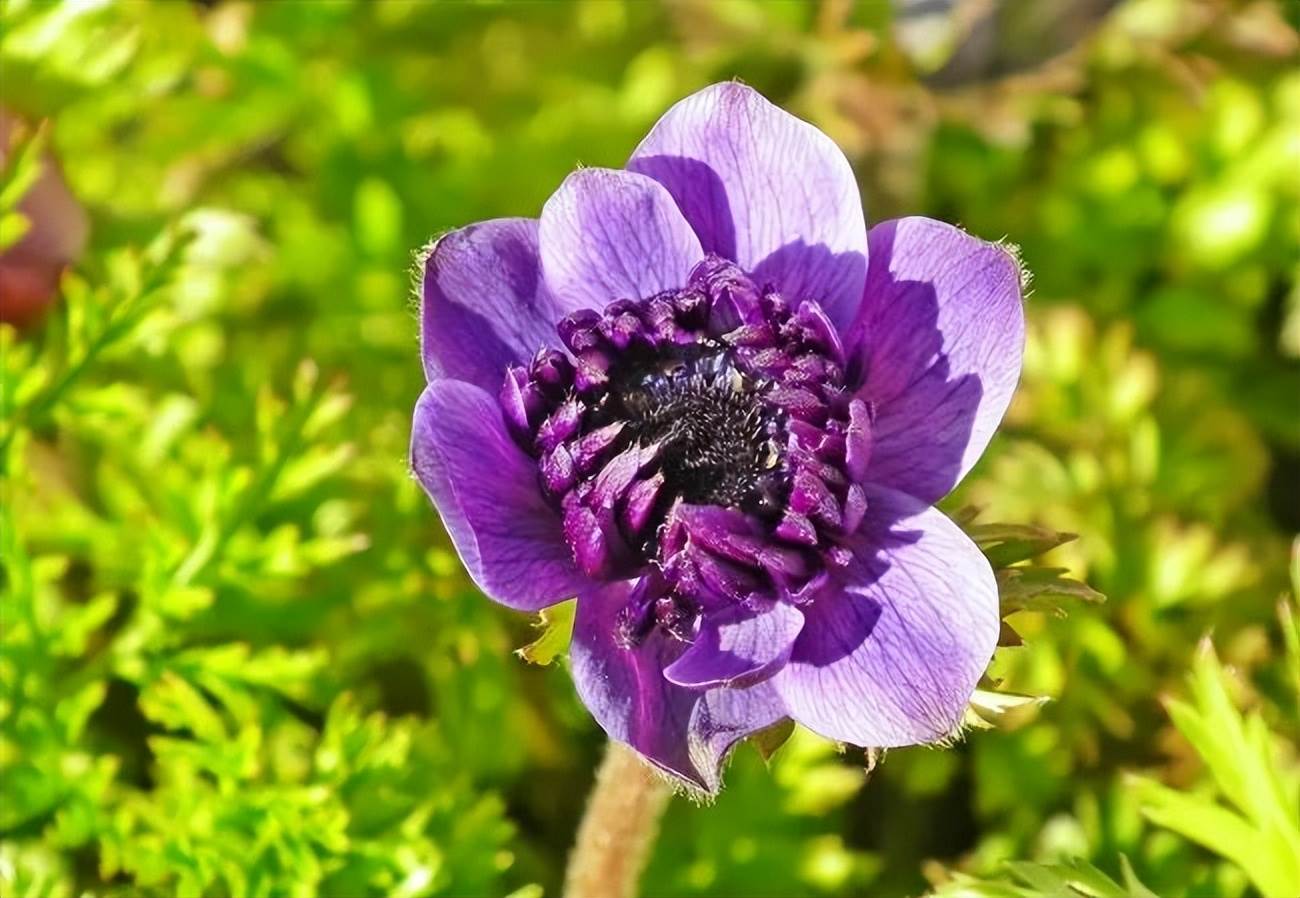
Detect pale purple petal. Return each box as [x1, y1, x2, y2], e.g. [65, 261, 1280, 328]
[690, 682, 789, 789]
[538, 168, 704, 310]
[773, 484, 998, 747]
[410, 381, 589, 611]
[628, 82, 867, 330]
[420, 218, 578, 391]
[664, 601, 805, 689]
[846, 217, 1024, 503]
[571, 580, 788, 793]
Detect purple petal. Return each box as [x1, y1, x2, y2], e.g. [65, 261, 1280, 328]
[846, 217, 1025, 504]
[421, 218, 577, 392]
[844, 398, 873, 482]
[776, 510, 819, 547]
[539, 168, 704, 309]
[621, 472, 664, 538]
[664, 601, 805, 689]
[571, 580, 788, 793]
[773, 484, 998, 747]
[562, 498, 615, 581]
[690, 684, 790, 788]
[628, 82, 867, 331]
[410, 381, 589, 610]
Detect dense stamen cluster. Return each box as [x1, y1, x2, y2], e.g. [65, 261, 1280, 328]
[612, 350, 784, 514]
[500, 256, 875, 645]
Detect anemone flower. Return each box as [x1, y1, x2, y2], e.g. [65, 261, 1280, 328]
[412, 82, 1024, 793]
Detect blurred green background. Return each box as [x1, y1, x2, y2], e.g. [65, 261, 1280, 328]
[2, 1, 1298, 896]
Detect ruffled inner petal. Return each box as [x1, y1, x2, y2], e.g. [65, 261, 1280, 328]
[664, 600, 804, 689]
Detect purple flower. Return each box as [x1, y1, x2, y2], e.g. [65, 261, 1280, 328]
[411, 83, 1024, 793]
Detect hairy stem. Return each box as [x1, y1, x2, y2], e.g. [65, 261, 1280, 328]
[563, 741, 672, 898]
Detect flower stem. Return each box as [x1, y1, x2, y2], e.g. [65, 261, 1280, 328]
[563, 741, 672, 898]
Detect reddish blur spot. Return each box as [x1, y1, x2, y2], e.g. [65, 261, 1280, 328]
[0, 111, 89, 329]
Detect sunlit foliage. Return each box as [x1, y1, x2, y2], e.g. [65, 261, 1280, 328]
[2, 1, 1296, 896]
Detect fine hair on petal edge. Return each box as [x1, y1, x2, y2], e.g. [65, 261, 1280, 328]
[995, 237, 1034, 297]
[950, 221, 1033, 299]
[937, 718, 973, 749]
[410, 231, 448, 315]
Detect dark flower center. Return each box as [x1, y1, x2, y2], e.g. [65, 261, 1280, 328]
[606, 347, 786, 516]
[498, 255, 873, 644]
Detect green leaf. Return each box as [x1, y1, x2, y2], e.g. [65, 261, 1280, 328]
[515, 599, 576, 665]
[1290, 536, 1300, 599]
[55, 680, 107, 742]
[0, 209, 30, 250]
[1281, 597, 1300, 700]
[996, 566, 1105, 617]
[750, 718, 796, 762]
[964, 689, 1050, 730]
[1117, 855, 1159, 898]
[1134, 639, 1300, 897]
[1130, 777, 1267, 888]
[933, 857, 1157, 898]
[139, 671, 228, 744]
[966, 522, 1078, 567]
[52, 591, 117, 656]
[0, 123, 46, 212]
[1004, 859, 1121, 898]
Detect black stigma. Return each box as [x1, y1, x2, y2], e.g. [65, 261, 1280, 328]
[607, 349, 786, 514]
